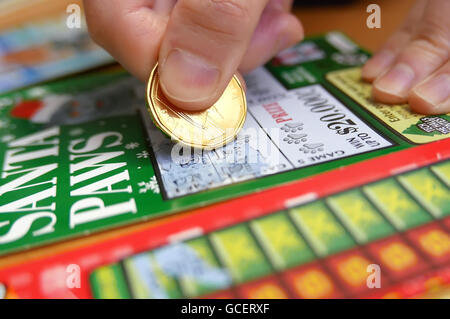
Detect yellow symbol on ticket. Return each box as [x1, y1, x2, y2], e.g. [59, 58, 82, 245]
[336, 198, 380, 226]
[398, 169, 450, 218]
[294, 269, 334, 299]
[301, 209, 345, 240]
[379, 243, 417, 271]
[219, 233, 260, 266]
[258, 218, 304, 253]
[326, 67, 450, 144]
[95, 266, 122, 299]
[419, 180, 447, 203]
[248, 284, 288, 299]
[337, 256, 370, 287]
[147, 63, 247, 149]
[431, 162, 450, 187]
[369, 184, 416, 213]
[419, 230, 450, 258]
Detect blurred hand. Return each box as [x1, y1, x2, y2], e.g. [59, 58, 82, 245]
[84, 0, 303, 111]
[362, 0, 449, 114]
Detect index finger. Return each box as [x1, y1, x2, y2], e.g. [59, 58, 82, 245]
[83, 0, 171, 81]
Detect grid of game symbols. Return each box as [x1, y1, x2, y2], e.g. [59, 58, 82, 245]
[90, 160, 450, 299]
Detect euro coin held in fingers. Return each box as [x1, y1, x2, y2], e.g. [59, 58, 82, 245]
[146, 63, 247, 149]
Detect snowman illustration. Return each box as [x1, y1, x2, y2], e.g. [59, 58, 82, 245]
[10, 77, 146, 125]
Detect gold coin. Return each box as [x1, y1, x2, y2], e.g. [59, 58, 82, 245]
[146, 63, 247, 149]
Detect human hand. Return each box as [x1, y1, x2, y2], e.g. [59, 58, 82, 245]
[84, 0, 303, 111]
[362, 0, 449, 114]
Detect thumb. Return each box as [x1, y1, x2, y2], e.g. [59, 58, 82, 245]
[158, 0, 269, 111]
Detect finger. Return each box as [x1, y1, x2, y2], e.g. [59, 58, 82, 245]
[84, 0, 168, 82]
[267, 0, 294, 11]
[158, 0, 270, 111]
[239, 8, 303, 73]
[153, 0, 177, 14]
[362, 0, 427, 82]
[409, 61, 450, 114]
[372, 0, 450, 104]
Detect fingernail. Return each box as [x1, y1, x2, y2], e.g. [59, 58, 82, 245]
[362, 51, 395, 79]
[414, 74, 450, 107]
[374, 63, 415, 98]
[160, 49, 220, 103]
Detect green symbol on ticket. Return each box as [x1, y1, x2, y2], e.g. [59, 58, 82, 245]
[430, 160, 450, 187]
[363, 178, 432, 230]
[209, 224, 272, 283]
[327, 189, 394, 244]
[90, 264, 131, 299]
[289, 201, 355, 257]
[250, 212, 315, 270]
[398, 168, 450, 218]
[402, 115, 450, 136]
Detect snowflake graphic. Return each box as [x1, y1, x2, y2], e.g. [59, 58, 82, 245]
[138, 176, 160, 194]
[125, 142, 140, 150]
[137, 150, 150, 159]
[1, 134, 15, 143]
[69, 128, 84, 136]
